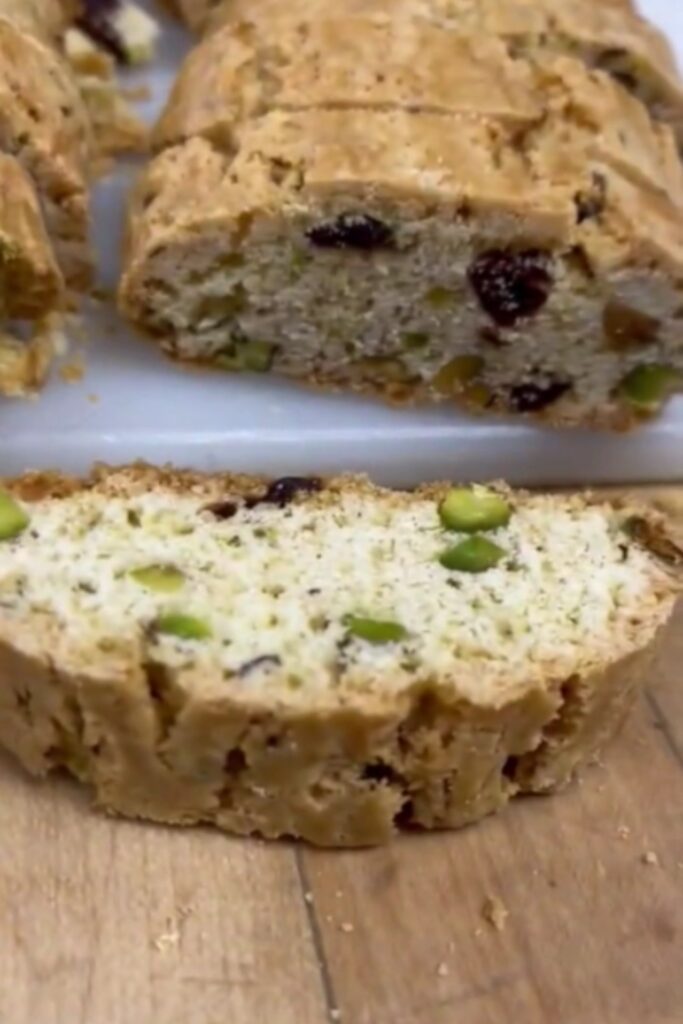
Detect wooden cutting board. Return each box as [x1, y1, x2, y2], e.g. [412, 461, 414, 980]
[1, 489, 681, 1024]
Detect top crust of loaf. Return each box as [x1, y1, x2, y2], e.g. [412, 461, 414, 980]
[132, 0, 683, 295]
[1, 465, 680, 716]
[0, 1, 91, 289]
[0, 18, 89, 186]
[0, 0, 70, 43]
[180, 0, 683, 138]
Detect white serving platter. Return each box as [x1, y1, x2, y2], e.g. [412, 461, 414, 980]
[1, 0, 682, 487]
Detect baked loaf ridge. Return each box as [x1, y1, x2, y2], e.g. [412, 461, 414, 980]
[0, 465, 679, 846]
[120, 0, 683, 428]
[0, 0, 91, 288]
[0, 0, 92, 396]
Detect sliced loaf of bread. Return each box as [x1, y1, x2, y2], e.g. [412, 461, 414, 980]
[0, 0, 92, 289]
[0, 0, 93, 395]
[120, 0, 683, 428]
[0, 466, 679, 846]
[0, 152, 65, 396]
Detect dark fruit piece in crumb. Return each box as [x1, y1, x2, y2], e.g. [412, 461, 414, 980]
[575, 172, 608, 224]
[469, 250, 553, 327]
[623, 517, 683, 568]
[76, 0, 127, 63]
[508, 377, 571, 413]
[603, 302, 660, 350]
[237, 655, 282, 677]
[361, 762, 403, 784]
[204, 501, 238, 520]
[247, 477, 323, 509]
[307, 214, 395, 251]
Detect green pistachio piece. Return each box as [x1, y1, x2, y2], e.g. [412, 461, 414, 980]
[154, 613, 212, 640]
[432, 355, 484, 396]
[439, 536, 506, 573]
[217, 340, 275, 373]
[401, 332, 430, 351]
[241, 340, 276, 372]
[195, 286, 247, 326]
[344, 615, 408, 644]
[0, 492, 29, 540]
[620, 364, 680, 412]
[130, 565, 185, 593]
[439, 487, 511, 533]
[425, 286, 455, 309]
[352, 357, 412, 383]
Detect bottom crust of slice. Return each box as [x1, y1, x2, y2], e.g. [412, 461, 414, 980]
[0, 621, 666, 846]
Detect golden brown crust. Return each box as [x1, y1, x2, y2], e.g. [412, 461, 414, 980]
[0, 153, 64, 319]
[0, 5, 91, 289]
[0, 0, 69, 43]
[153, 17, 543, 149]
[0, 151, 64, 397]
[179, 0, 683, 142]
[0, 0, 90, 395]
[0, 323, 57, 397]
[147, 17, 683, 273]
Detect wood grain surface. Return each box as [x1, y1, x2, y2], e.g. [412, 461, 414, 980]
[0, 489, 681, 1024]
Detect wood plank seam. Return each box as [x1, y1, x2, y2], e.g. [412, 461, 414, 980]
[295, 847, 339, 1021]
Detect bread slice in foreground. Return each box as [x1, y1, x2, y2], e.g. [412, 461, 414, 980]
[121, 0, 683, 429]
[0, 466, 679, 846]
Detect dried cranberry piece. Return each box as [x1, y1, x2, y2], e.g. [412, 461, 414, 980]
[468, 250, 553, 327]
[508, 378, 571, 413]
[247, 477, 322, 509]
[306, 214, 395, 251]
[204, 500, 238, 520]
[76, 0, 127, 64]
